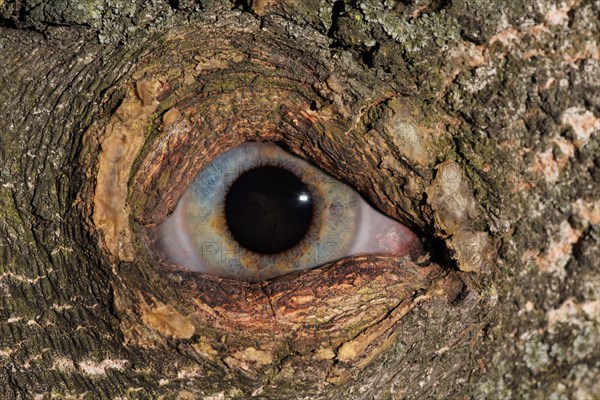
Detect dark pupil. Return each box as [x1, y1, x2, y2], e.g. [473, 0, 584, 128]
[225, 166, 314, 254]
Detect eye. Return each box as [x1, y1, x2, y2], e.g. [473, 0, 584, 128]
[147, 142, 421, 281]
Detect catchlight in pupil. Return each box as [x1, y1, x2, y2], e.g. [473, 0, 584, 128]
[149, 142, 421, 282]
[225, 166, 314, 254]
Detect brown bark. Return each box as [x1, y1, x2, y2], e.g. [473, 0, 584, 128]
[0, 0, 598, 399]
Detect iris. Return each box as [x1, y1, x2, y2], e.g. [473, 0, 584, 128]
[149, 142, 419, 281]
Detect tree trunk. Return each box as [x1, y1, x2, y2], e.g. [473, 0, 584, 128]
[0, 0, 598, 399]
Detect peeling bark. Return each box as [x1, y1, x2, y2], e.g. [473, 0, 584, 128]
[0, 0, 598, 399]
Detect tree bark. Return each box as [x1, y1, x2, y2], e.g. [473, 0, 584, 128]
[0, 0, 598, 399]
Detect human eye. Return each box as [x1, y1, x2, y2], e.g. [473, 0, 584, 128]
[146, 141, 422, 281]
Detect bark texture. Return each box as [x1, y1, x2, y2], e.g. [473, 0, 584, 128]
[0, 0, 598, 399]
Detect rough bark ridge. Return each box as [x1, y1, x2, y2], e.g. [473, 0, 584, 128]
[0, 0, 598, 399]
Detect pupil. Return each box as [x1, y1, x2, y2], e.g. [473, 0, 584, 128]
[225, 166, 314, 254]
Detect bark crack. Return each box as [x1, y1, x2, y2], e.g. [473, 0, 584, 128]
[259, 281, 277, 322]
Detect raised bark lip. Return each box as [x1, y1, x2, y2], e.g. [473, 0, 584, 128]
[112, 251, 463, 384]
[157, 254, 445, 326]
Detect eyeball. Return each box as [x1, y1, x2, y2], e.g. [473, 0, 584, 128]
[147, 142, 421, 281]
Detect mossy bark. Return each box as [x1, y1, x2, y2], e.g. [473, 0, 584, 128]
[0, 1, 598, 399]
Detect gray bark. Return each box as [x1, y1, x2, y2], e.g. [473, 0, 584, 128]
[0, 0, 598, 399]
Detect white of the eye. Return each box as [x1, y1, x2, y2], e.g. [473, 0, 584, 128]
[152, 192, 215, 274]
[347, 198, 420, 257]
